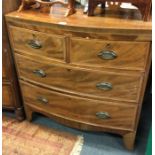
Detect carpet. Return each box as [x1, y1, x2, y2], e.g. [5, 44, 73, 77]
[2, 115, 84, 155]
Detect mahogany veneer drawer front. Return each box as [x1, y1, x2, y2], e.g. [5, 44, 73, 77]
[71, 38, 150, 70]
[21, 81, 137, 130]
[15, 54, 142, 102]
[9, 26, 66, 61]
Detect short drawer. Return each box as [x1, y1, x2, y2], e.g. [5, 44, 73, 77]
[15, 54, 142, 102]
[70, 38, 150, 70]
[21, 81, 137, 130]
[9, 26, 66, 61]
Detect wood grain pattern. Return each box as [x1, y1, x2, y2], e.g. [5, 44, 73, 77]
[5, 10, 152, 38]
[123, 132, 136, 150]
[15, 54, 143, 102]
[21, 81, 137, 130]
[2, 85, 14, 107]
[2, 59, 7, 79]
[134, 45, 152, 136]
[70, 38, 150, 70]
[6, 19, 152, 42]
[9, 26, 66, 61]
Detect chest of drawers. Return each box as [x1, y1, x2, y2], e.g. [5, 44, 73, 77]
[5, 9, 151, 150]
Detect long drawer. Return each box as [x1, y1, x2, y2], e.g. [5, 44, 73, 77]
[70, 38, 150, 70]
[21, 81, 137, 130]
[15, 54, 142, 102]
[9, 26, 66, 61]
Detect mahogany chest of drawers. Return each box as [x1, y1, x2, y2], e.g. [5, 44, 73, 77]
[5, 9, 151, 150]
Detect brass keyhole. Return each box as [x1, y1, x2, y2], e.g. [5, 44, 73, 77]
[105, 43, 111, 49]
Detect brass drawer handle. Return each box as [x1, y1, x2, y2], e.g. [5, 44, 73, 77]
[33, 69, 46, 78]
[96, 112, 111, 119]
[96, 82, 112, 90]
[27, 39, 42, 49]
[98, 50, 117, 60]
[37, 97, 48, 104]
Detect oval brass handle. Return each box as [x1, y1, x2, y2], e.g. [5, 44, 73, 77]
[33, 69, 46, 78]
[37, 97, 48, 104]
[96, 82, 112, 90]
[27, 39, 42, 49]
[98, 50, 117, 60]
[96, 112, 111, 119]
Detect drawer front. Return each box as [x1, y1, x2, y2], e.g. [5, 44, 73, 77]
[15, 54, 142, 102]
[21, 81, 137, 130]
[70, 38, 150, 70]
[9, 26, 66, 61]
[2, 85, 14, 107]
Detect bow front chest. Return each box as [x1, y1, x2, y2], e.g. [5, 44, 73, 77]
[5, 9, 151, 150]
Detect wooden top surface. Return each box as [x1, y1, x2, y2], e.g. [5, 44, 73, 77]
[5, 8, 152, 33]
